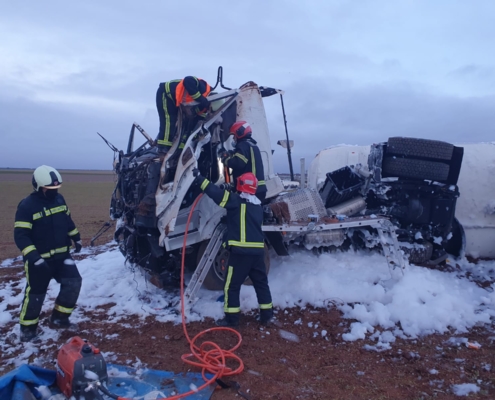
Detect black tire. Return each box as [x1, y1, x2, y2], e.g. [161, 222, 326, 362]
[401, 241, 433, 265]
[387, 137, 454, 161]
[197, 241, 230, 290]
[383, 158, 450, 181]
[196, 241, 271, 291]
[443, 218, 466, 258]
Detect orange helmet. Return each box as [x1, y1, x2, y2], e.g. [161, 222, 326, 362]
[230, 121, 252, 140]
[236, 172, 258, 195]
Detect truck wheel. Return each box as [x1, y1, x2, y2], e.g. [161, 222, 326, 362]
[196, 242, 271, 291]
[443, 218, 466, 258]
[197, 241, 230, 291]
[387, 137, 454, 161]
[383, 158, 450, 181]
[400, 241, 433, 265]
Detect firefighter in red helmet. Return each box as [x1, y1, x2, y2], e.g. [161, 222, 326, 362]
[193, 168, 273, 328]
[221, 120, 267, 201]
[155, 76, 212, 153]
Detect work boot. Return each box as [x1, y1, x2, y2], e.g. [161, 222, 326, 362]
[258, 309, 274, 326]
[215, 314, 239, 328]
[20, 326, 39, 343]
[50, 310, 73, 329]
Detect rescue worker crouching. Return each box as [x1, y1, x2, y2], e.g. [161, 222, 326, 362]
[14, 165, 83, 342]
[155, 76, 212, 154]
[193, 168, 273, 328]
[221, 121, 267, 202]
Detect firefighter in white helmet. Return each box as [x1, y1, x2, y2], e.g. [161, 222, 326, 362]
[14, 165, 83, 342]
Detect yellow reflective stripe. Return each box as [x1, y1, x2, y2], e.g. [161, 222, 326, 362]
[44, 209, 51, 216]
[33, 212, 43, 220]
[228, 241, 265, 248]
[240, 204, 246, 242]
[66, 210, 71, 215]
[224, 266, 241, 313]
[68, 228, 79, 237]
[165, 80, 181, 100]
[50, 205, 67, 214]
[20, 317, 39, 326]
[15, 221, 32, 229]
[190, 91, 201, 99]
[234, 153, 248, 163]
[251, 147, 256, 176]
[260, 303, 273, 310]
[20, 260, 38, 326]
[54, 304, 74, 314]
[159, 91, 173, 146]
[179, 143, 185, 149]
[258, 180, 266, 186]
[40, 246, 69, 258]
[22, 245, 36, 256]
[219, 191, 230, 208]
[200, 179, 209, 191]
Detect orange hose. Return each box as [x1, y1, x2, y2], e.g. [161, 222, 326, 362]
[118, 192, 243, 400]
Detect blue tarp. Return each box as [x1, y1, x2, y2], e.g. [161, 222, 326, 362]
[0, 363, 216, 399]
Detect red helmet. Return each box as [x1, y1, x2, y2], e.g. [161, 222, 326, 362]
[230, 121, 252, 140]
[236, 172, 258, 195]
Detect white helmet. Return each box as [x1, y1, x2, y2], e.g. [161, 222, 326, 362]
[32, 165, 63, 191]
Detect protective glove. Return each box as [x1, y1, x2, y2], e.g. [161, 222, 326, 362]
[34, 258, 48, 267]
[196, 95, 210, 110]
[74, 241, 82, 253]
[192, 168, 205, 186]
[220, 150, 234, 163]
[219, 183, 234, 191]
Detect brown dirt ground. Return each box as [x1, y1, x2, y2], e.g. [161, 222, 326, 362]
[1, 254, 494, 400]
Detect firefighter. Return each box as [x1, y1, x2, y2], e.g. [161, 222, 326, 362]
[14, 165, 83, 342]
[193, 168, 273, 327]
[155, 76, 212, 153]
[221, 121, 267, 201]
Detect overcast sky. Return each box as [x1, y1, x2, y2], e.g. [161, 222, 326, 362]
[1, 1, 495, 173]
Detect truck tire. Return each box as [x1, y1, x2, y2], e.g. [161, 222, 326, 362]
[197, 241, 271, 291]
[443, 218, 466, 258]
[383, 158, 450, 181]
[400, 241, 433, 265]
[387, 137, 454, 161]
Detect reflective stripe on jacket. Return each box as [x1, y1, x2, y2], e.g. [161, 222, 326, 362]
[14, 192, 80, 264]
[199, 178, 265, 255]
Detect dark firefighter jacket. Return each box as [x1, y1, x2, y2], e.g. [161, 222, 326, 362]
[199, 178, 265, 256]
[161, 76, 211, 117]
[14, 191, 81, 264]
[226, 137, 267, 199]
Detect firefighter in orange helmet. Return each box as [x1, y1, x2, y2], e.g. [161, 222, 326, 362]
[221, 121, 267, 201]
[193, 169, 273, 328]
[155, 76, 211, 153]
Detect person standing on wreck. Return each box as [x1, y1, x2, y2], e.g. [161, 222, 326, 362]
[155, 76, 212, 154]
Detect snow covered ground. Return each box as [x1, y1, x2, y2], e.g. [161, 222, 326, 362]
[2, 244, 495, 363]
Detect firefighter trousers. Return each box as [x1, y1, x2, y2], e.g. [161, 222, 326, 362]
[19, 255, 82, 331]
[223, 253, 273, 323]
[155, 84, 179, 151]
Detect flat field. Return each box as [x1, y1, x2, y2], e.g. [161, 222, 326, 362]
[0, 169, 116, 260]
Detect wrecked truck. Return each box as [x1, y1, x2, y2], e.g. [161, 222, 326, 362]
[102, 73, 465, 298]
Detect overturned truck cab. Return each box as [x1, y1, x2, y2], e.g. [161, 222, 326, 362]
[109, 81, 286, 289]
[105, 74, 478, 295]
